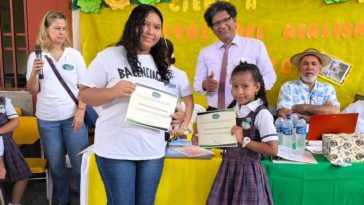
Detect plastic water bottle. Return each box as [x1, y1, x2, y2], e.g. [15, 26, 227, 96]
[281, 115, 293, 148]
[295, 117, 307, 154]
[274, 116, 284, 145]
[291, 113, 299, 149]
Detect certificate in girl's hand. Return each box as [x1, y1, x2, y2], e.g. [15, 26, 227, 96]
[197, 109, 237, 148]
[125, 83, 178, 131]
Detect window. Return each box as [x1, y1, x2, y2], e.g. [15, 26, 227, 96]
[0, 0, 28, 89]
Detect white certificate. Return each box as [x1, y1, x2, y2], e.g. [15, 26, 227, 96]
[125, 83, 178, 131]
[197, 109, 237, 148]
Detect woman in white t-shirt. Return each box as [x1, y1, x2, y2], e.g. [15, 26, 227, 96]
[26, 11, 89, 205]
[79, 5, 185, 205]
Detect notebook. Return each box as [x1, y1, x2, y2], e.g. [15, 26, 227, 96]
[307, 113, 358, 140]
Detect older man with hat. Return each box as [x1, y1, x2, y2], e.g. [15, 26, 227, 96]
[277, 48, 340, 122]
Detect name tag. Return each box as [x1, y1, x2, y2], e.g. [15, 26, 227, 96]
[62, 64, 74, 70]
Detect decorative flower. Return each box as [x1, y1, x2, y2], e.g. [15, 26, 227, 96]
[130, 0, 169, 5]
[77, 0, 103, 13]
[324, 0, 347, 4]
[104, 0, 130, 10]
[138, 0, 160, 5]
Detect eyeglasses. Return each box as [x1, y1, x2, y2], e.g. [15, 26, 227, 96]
[212, 16, 232, 28]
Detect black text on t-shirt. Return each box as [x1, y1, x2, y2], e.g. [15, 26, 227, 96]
[118, 67, 162, 82]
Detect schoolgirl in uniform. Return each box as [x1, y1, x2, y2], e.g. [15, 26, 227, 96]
[206, 62, 278, 205]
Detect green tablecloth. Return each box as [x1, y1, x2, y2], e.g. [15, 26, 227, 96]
[263, 155, 364, 205]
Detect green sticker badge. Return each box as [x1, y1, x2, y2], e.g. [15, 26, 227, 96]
[242, 117, 252, 130]
[62, 64, 74, 70]
[168, 83, 176, 88]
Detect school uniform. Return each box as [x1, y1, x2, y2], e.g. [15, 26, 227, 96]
[207, 99, 277, 205]
[0, 97, 31, 182]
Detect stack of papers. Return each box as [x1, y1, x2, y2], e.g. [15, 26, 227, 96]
[172, 146, 213, 157]
[168, 139, 192, 147]
[306, 140, 322, 154]
[272, 146, 318, 164]
[166, 139, 213, 159]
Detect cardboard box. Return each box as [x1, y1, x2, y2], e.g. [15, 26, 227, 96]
[322, 133, 364, 163]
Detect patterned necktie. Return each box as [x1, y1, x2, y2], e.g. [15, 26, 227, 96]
[217, 44, 230, 109]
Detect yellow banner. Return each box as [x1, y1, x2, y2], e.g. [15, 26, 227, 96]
[80, 0, 364, 109]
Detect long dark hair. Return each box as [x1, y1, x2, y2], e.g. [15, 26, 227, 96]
[229, 62, 268, 107]
[116, 4, 171, 83]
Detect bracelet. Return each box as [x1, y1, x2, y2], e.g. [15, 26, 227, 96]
[78, 108, 85, 111]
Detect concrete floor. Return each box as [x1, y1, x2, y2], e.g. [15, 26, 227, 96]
[2, 173, 80, 205]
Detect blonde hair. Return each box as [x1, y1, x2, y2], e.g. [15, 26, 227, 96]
[36, 11, 71, 51]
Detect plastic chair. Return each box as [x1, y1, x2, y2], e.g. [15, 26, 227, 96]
[14, 107, 23, 116]
[12, 116, 53, 205]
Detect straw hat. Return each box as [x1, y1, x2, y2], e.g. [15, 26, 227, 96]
[290, 48, 331, 68]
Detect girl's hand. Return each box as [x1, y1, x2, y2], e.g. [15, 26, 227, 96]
[171, 107, 186, 128]
[111, 80, 135, 98]
[191, 130, 199, 145]
[32, 59, 43, 76]
[73, 109, 85, 131]
[171, 127, 189, 136]
[231, 125, 244, 144]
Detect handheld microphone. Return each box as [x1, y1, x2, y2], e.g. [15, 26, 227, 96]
[35, 45, 44, 79]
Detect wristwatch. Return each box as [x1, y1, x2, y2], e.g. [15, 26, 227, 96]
[242, 137, 251, 148]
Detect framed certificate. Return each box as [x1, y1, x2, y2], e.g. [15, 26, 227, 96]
[197, 109, 237, 148]
[125, 83, 178, 131]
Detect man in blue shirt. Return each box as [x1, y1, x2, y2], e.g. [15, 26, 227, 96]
[277, 48, 340, 122]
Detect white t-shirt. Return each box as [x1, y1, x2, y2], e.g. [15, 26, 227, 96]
[26, 47, 87, 121]
[167, 65, 192, 103]
[82, 46, 171, 160]
[342, 100, 364, 133]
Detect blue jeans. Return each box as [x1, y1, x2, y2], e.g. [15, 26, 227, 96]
[37, 117, 89, 204]
[96, 155, 164, 205]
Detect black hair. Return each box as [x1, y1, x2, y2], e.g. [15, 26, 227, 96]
[230, 61, 268, 107]
[204, 1, 237, 28]
[164, 38, 175, 65]
[116, 4, 171, 83]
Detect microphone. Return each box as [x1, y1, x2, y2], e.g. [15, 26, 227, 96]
[35, 45, 44, 79]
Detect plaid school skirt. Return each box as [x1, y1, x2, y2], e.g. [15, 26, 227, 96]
[1, 135, 31, 182]
[206, 148, 274, 205]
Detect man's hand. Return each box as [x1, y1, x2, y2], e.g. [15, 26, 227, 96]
[292, 104, 306, 115]
[202, 71, 218, 92]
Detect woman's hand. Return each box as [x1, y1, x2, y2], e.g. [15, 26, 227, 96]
[73, 109, 85, 132]
[171, 107, 186, 128]
[32, 59, 43, 77]
[231, 125, 244, 144]
[110, 80, 135, 98]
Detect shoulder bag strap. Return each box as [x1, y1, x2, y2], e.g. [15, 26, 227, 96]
[45, 55, 79, 105]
